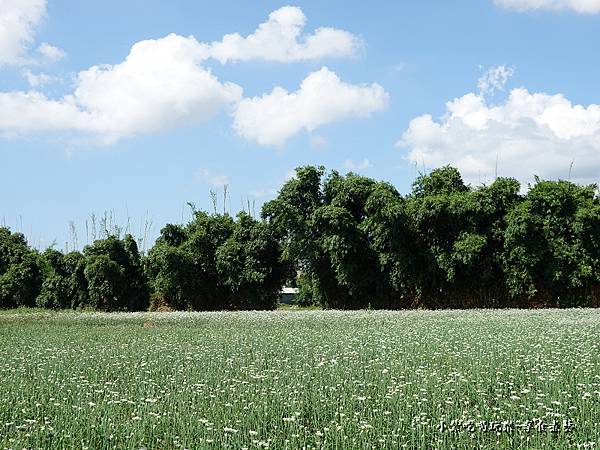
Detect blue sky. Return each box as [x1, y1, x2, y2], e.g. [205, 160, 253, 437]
[1, 0, 600, 249]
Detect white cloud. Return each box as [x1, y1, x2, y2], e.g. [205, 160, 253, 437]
[343, 158, 372, 170]
[37, 42, 65, 62]
[478, 65, 514, 97]
[208, 6, 361, 63]
[22, 69, 57, 87]
[195, 168, 229, 187]
[0, 6, 368, 143]
[72, 34, 240, 140]
[495, 0, 600, 13]
[0, 91, 91, 133]
[0, 0, 46, 65]
[0, 34, 242, 141]
[1, 4, 360, 69]
[399, 88, 600, 186]
[233, 67, 389, 146]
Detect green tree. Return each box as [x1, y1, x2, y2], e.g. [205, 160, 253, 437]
[263, 167, 399, 308]
[405, 169, 522, 307]
[146, 212, 235, 310]
[37, 248, 71, 309]
[503, 179, 600, 306]
[83, 234, 148, 311]
[0, 228, 42, 308]
[363, 181, 418, 307]
[216, 212, 288, 310]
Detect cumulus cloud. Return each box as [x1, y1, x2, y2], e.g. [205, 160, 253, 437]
[233, 67, 389, 146]
[0, 91, 90, 134]
[495, 0, 600, 13]
[37, 42, 66, 62]
[0, 34, 242, 141]
[0, 0, 46, 65]
[478, 65, 514, 98]
[399, 87, 600, 186]
[72, 34, 241, 140]
[208, 6, 361, 63]
[0, 6, 371, 143]
[22, 70, 57, 87]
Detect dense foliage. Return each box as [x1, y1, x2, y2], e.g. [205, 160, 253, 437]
[145, 211, 288, 311]
[0, 229, 148, 311]
[263, 165, 600, 309]
[0, 228, 42, 308]
[1, 165, 599, 310]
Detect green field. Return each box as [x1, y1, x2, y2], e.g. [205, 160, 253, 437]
[1, 309, 599, 449]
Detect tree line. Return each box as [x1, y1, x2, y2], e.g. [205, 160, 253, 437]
[1, 165, 599, 311]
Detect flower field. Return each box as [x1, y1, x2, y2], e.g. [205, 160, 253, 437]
[0, 309, 599, 449]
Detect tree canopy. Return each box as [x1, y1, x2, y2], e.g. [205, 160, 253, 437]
[2, 165, 599, 311]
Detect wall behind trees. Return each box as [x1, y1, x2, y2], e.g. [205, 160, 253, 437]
[1, 165, 599, 311]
